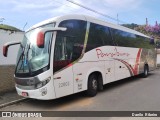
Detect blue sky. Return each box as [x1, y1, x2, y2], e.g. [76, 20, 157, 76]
[0, 0, 160, 31]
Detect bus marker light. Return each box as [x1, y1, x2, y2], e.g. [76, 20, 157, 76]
[54, 77, 61, 80]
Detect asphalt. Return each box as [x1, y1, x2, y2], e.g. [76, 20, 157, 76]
[0, 90, 26, 108]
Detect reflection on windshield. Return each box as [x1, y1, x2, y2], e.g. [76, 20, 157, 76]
[15, 23, 54, 76]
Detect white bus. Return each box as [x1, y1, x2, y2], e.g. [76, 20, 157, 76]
[3, 14, 157, 100]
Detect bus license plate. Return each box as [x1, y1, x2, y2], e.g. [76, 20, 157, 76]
[22, 92, 28, 97]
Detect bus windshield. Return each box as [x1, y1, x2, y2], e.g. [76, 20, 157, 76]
[15, 23, 55, 77]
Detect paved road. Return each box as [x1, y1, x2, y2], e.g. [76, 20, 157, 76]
[1, 68, 160, 120]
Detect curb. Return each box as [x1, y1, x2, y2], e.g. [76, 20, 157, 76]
[0, 98, 28, 109]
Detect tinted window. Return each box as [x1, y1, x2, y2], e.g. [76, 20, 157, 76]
[136, 36, 155, 49]
[111, 28, 155, 49]
[53, 20, 87, 73]
[111, 29, 137, 47]
[86, 23, 113, 52]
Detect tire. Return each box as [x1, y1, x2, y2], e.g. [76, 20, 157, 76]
[142, 65, 149, 78]
[87, 74, 98, 97]
[98, 74, 103, 91]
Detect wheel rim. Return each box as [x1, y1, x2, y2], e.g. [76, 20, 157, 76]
[144, 66, 148, 76]
[92, 79, 97, 90]
[145, 68, 148, 76]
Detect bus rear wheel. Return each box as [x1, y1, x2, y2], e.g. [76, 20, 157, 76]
[87, 74, 98, 97]
[142, 65, 149, 78]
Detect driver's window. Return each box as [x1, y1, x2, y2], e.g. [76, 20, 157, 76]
[54, 36, 74, 61]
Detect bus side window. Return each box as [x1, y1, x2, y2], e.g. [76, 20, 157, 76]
[86, 23, 113, 52]
[136, 36, 155, 49]
[111, 29, 134, 47]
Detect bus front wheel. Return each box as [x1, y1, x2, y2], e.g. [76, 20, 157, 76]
[87, 74, 98, 97]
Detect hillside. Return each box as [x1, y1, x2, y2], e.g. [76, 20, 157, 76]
[122, 22, 160, 48]
[122, 21, 160, 40]
[0, 24, 22, 31]
[122, 23, 139, 29]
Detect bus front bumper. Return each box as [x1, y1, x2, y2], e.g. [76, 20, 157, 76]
[15, 80, 56, 100]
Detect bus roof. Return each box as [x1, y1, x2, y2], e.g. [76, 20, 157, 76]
[28, 14, 150, 38]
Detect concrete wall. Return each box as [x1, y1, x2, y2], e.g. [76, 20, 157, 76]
[0, 65, 15, 93]
[0, 29, 24, 93]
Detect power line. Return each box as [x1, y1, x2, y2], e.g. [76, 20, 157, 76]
[66, 0, 128, 24]
[52, 0, 78, 13]
[53, 0, 101, 19]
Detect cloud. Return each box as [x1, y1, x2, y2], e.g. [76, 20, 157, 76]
[0, 0, 150, 29]
[1, 0, 144, 17]
[11, 0, 57, 11]
[49, 0, 145, 23]
[104, 0, 143, 9]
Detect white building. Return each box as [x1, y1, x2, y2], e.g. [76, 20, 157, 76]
[0, 29, 24, 65]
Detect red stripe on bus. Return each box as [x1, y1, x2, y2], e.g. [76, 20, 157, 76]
[114, 58, 135, 76]
[134, 48, 142, 75]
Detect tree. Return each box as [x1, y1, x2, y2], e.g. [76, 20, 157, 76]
[134, 21, 160, 40]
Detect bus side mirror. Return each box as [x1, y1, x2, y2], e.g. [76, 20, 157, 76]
[36, 27, 67, 48]
[3, 41, 21, 57]
[3, 45, 9, 57]
[37, 31, 45, 48]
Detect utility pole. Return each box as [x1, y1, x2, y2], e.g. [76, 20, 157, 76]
[117, 14, 119, 25]
[146, 18, 148, 26]
[23, 22, 28, 31]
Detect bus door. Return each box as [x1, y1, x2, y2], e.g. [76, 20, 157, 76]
[53, 36, 74, 98]
[53, 20, 87, 97]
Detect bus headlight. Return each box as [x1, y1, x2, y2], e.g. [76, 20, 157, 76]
[35, 77, 51, 89]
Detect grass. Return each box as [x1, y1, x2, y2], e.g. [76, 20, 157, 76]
[0, 24, 22, 31]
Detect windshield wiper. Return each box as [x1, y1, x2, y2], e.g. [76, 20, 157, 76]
[17, 43, 32, 75]
[15, 35, 32, 75]
[15, 44, 25, 72]
[26, 43, 32, 75]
